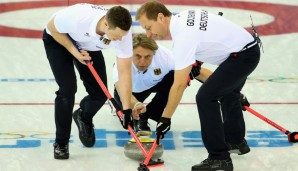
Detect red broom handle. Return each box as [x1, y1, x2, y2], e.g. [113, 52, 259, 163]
[143, 138, 159, 165]
[86, 62, 148, 156]
[70, 37, 153, 158]
[86, 62, 112, 99]
[244, 106, 290, 135]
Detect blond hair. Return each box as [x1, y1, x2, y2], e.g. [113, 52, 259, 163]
[133, 34, 158, 51]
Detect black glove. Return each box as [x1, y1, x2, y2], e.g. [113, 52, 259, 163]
[189, 60, 202, 80]
[239, 93, 250, 111]
[156, 117, 171, 144]
[122, 109, 133, 129]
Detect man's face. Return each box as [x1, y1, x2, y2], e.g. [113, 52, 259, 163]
[133, 46, 154, 72]
[106, 27, 128, 41]
[138, 14, 167, 39]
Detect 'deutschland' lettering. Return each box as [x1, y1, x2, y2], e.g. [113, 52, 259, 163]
[199, 10, 208, 31]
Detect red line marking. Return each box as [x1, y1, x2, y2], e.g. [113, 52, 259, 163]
[0, 102, 297, 105]
[0, 1, 298, 38]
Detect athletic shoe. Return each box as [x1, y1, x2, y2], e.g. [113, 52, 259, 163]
[53, 143, 69, 159]
[133, 119, 152, 136]
[228, 139, 250, 155]
[192, 158, 233, 171]
[73, 108, 95, 147]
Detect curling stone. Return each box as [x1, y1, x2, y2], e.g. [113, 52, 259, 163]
[124, 137, 163, 161]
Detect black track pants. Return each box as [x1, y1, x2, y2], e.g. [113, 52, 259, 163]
[42, 30, 107, 144]
[114, 71, 174, 122]
[196, 44, 260, 160]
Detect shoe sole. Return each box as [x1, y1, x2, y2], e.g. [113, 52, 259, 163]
[229, 148, 250, 155]
[54, 155, 69, 159]
[192, 167, 233, 171]
[73, 112, 95, 147]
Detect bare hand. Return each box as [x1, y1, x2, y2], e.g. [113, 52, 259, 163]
[132, 103, 146, 119]
[77, 50, 92, 65]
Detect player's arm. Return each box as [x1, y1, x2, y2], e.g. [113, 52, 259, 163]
[130, 94, 146, 118]
[114, 81, 146, 119]
[156, 65, 192, 141]
[162, 65, 192, 118]
[116, 57, 133, 110]
[47, 17, 90, 64]
[129, 93, 139, 107]
[116, 57, 135, 129]
[195, 67, 213, 82]
[114, 81, 138, 107]
[188, 60, 212, 83]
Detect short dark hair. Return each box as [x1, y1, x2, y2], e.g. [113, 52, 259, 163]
[136, 1, 172, 21]
[106, 6, 132, 31]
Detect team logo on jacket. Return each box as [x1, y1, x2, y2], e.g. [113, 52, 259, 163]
[100, 36, 111, 45]
[154, 68, 162, 75]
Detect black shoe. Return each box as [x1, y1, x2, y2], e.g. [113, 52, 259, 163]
[73, 109, 95, 147]
[133, 119, 152, 136]
[192, 158, 233, 171]
[228, 139, 250, 155]
[53, 143, 69, 159]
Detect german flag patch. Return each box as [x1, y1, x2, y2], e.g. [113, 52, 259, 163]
[154, 68, 162, 75]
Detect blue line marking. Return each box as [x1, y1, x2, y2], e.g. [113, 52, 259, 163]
[0, 78, 56, 82]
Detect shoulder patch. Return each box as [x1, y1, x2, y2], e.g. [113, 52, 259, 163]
[154, 68, 162, 75]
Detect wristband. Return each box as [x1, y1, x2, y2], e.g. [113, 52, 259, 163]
[133, 102, 142, 109]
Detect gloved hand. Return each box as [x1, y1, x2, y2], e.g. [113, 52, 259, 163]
[156, 117, 171, 144]
[239, 93, 250, 111]
[189, 60, 202, 80]
[122, 109, 133, 129]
